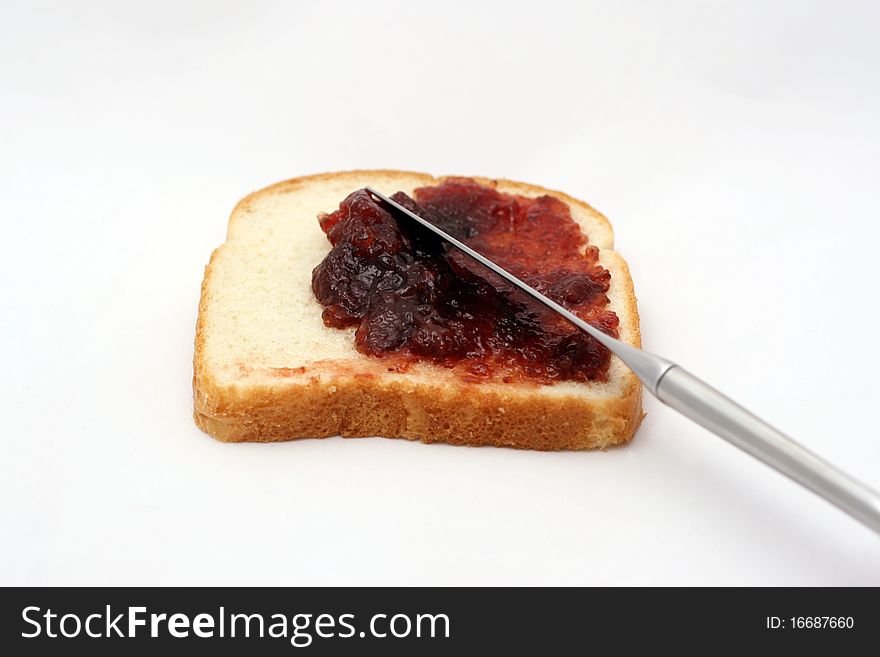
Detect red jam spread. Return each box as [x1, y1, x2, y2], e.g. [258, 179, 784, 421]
[311, 178, 619, 383]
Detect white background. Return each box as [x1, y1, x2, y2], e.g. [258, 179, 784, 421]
[2, 0, 879, 586]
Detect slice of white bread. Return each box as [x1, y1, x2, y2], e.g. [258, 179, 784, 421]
[194, 170, 642, 450]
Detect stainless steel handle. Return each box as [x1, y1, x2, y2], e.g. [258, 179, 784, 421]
[656, 365, 880, 534]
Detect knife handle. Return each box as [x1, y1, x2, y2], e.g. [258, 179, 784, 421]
[655, 365, 880, 534]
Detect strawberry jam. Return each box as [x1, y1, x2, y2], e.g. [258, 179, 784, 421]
[311, 178, 619, 383]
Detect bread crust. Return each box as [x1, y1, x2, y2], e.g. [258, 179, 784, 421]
[194, 170, 642, 450]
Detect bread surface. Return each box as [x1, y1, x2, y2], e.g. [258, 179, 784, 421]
[194, 170, 642, 450]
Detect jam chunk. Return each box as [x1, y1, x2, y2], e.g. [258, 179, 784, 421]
[311, 178, 619, 383]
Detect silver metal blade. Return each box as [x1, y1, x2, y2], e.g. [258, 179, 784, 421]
[365, 186, 674, 393]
